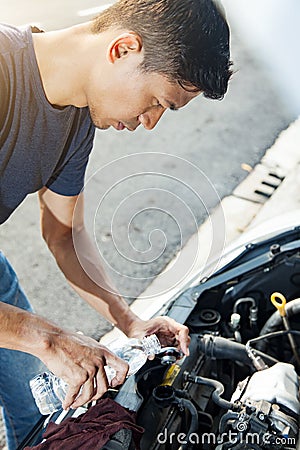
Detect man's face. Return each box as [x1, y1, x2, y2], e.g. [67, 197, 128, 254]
[86, 57, 199, 132]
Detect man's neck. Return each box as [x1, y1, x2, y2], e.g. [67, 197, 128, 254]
[32, 22, 97, 108]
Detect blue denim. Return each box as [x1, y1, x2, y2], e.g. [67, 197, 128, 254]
[0, 252, 44, 450]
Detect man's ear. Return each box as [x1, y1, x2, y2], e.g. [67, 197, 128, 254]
[107, 32, 143, 63]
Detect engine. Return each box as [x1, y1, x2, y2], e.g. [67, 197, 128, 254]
[128, 230, 300, 450]
[216, 362, 299, 449]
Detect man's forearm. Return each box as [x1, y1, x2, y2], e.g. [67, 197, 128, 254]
[0, 300, 129, 408]
[0, 301, 61, 356]
[47, 226, 142, 335]
[38, 189, 191, 356]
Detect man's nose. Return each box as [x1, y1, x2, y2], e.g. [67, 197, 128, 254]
[138, 107, 166, 130]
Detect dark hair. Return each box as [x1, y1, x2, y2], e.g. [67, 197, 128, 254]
[92, 0, 233, 100]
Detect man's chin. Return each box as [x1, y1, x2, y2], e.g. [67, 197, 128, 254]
[92, 121, 111, 130]
[97, 125, 111, 130]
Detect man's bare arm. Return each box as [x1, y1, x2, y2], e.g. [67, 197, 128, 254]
[38, 187, 141, 334]
[38, 187, 190, 355]
[0, 301, 128, 409]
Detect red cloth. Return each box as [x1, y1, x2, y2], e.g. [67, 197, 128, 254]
[26, 398, 144, 450]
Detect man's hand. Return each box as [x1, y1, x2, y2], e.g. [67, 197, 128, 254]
[38, 330, 128, 410]
[0, 303, 128, 410]
[126, 316, 191, 356]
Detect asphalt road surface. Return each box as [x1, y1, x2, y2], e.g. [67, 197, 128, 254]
[0, 1, 298, 339]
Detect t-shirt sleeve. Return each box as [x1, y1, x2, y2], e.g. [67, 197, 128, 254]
[0, 54, 9, 132]
[46, 124, 95, 196]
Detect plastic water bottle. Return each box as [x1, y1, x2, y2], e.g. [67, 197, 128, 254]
[30, 371, 67, 415]
[30, 334, 161, 415]
[104, 334, 161, 381]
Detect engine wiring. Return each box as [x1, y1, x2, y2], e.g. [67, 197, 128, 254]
[246, 329, 300, 372]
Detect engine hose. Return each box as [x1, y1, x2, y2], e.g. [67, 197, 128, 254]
[257, 298, 300, 352]
[233, 296, 256, 314]
[152, 385, 198, 450]
[178, 398, 199, 450]
[199, 334, 278, 367]
[184, 372, 234, 411]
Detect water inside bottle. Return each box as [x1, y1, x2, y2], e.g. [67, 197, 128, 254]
[30, 372, 66, 415]
[105, 334, 162, 380]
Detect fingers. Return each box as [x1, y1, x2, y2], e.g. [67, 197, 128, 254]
[177, 324, 191, 356]
[90, 356, 127, 402]
[105, 351, 129, 388]
[68, 376, 99, 410]
[161, 318, 190, 356]
[62, 349, 129, 409]
[140, 316, 191, 357]
[62, 366, 97, 410]
[62, 372, 89, 410]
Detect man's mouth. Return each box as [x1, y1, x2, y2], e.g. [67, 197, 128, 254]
[113, 121, 139, 132]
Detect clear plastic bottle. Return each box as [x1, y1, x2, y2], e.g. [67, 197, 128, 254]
[104, 334, 161, 381]
[30, 334, 161, 415]
[30, 371, 67, 415]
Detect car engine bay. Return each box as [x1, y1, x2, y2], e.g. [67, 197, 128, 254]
[115, 227, 300, 450]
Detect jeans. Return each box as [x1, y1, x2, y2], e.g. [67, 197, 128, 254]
[0, 252, 44, 450]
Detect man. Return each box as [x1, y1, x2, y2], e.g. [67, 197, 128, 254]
[0, 0, 232, 448]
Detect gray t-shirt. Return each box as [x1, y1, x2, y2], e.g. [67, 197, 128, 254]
[0, 24, 95, 224]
